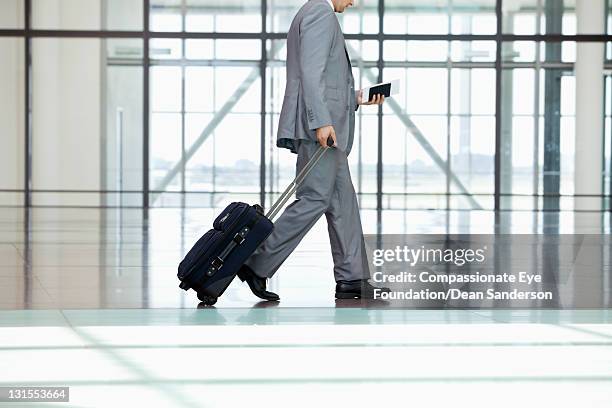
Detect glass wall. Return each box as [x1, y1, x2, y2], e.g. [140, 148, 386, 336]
[0, 0, 24, 28]
[32, 0, 143, 30]
[0, 37, 25, 206]
[502, 0, 575, 35]
[105, 39, 144, 207]
[383, 38, 497, 210]
[151, 0, 261, 33]
[267, 0, 379, 33]
[501, 37, 607, 210]
[149, 2, 262, 208]
[31, 37, 143, 206]
[0, 0, 610, 211]
[385, 0, 496, 35]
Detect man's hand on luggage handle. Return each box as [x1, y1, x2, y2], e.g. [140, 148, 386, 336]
[316, 125, 337, 148]
[357, 90, 385, 106]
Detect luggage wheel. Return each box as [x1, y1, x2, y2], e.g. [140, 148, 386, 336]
[197, 291, 218, 306]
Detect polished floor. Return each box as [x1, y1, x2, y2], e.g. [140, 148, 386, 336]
[1, 309, 612, 407]
[1, 207, 611, 309]
[1, 207, 611, 407]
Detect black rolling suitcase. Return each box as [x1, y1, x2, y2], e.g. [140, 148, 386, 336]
[178, 138, 333, 305]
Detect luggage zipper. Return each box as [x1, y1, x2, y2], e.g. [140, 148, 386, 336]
[214, 202, 240, 230]
[178, 230, 216, 279]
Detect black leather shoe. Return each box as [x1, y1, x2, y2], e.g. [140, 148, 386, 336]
[335, 279, 391, 299]
[237, 265, 280, 301]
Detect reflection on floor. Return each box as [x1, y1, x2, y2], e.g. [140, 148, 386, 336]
[1, 309, 612, 407]
[0, 207, 611, 309]
[1, 207, 611, 407]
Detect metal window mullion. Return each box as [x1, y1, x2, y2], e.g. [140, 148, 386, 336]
[446, 0, 453, 211]
[260, 0, 267, 208]
[605, 70, 610, 213]
[356, 2, 365, 207]
[141, 0, 151, 307]
[212, 18, 218, 203]
[180, 0, 186, 205]
[143, 0, 150, 208]
[494, 0, 503, 211]
[24, 0, 32, 207]
[403, 39, 408, 208]
[22, 0, 32, 309]
[3, 30, 612, 42]
[602, 0, 611, 213]
[533, 0, 543, 213]
[445, 60, 452, 211]
[376, 0, 384, 235]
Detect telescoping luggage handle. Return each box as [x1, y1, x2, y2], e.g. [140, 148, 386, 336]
[265, 137, 334, 222]
[193, 138, 333, 281]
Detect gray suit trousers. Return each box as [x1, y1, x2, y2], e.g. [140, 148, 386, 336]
[244, 140, 370, 282]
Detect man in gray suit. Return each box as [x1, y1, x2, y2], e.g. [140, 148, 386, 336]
[237, 0, 390, 300]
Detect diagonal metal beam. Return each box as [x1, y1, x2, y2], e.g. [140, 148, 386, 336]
[151, 42, 285, 204]
[347, 43, 483, 210]
[154, 40, 482, 210]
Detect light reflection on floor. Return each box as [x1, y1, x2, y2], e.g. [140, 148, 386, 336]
[0, 309, 612, 407]
[0, 207, 610, 309]
[0, 207, 611, 407]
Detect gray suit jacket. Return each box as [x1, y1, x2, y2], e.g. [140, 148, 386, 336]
[276, 0, 358, 155]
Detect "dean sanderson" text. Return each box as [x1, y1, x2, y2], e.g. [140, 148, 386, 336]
[373, 288, 553, 301]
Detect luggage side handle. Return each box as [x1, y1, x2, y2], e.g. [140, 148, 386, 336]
[205, 212, 261, 277]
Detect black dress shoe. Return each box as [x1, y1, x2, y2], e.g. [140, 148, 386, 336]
[335, 279, 391, 299]
[237, 265, 280, 301]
